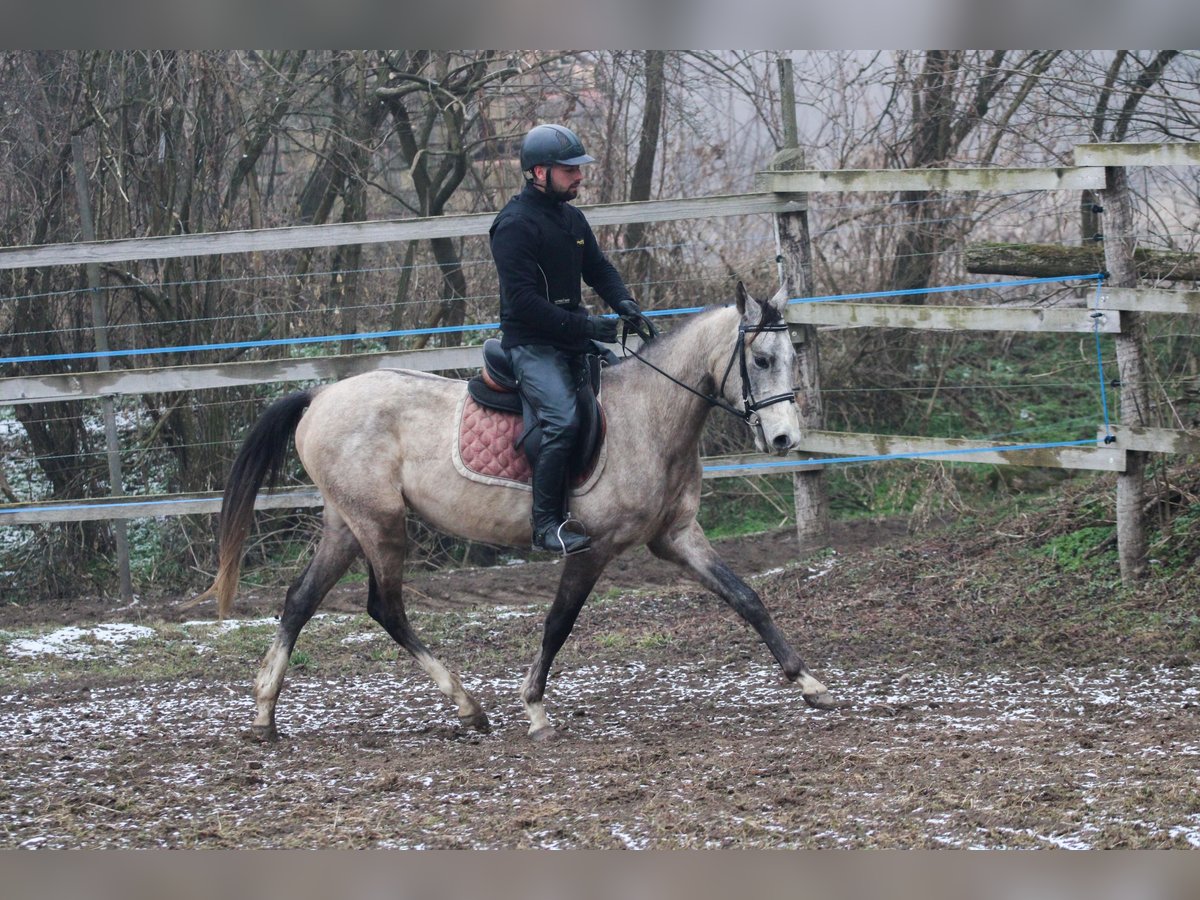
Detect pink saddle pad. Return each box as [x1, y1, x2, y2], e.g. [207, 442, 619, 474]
[456, 395, 604, 487]
[458, 396, 533, 484]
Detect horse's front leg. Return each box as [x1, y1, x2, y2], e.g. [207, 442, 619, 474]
[649, 521, 836, 709]
[521, 551, 611, 740]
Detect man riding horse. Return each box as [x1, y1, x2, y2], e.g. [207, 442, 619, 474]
[489, 123, 657, 556]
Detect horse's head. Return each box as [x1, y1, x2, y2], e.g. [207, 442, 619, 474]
[733, 282, 802, 455]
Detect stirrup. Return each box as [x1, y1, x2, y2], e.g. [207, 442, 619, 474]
[533, 520, 592, 557]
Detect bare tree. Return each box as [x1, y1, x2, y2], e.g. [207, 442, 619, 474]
[882, 51, 1064, 303]
[376, 51, 522, 347]
[1079, 51, 1182, 242]
[4, 50, 1199, 599]
[622, 51, 667, 299]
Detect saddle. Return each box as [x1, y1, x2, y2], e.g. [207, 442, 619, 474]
[457, 339, 607, 488]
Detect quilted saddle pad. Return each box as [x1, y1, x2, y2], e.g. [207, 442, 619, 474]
[451, 393, 605, 493]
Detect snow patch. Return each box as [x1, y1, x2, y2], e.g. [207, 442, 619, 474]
[5, 623, 156, 660]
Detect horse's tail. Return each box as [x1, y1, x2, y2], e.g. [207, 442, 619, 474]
[196, 390, 315, 619]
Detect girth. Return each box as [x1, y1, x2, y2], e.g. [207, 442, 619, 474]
[465, 338, 606, 482]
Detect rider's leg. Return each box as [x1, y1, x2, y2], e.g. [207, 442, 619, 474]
[510, 345, 590, 555]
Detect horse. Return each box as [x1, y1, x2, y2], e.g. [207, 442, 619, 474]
[200, 282, 835, 742]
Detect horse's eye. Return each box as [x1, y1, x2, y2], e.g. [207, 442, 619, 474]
[753, 355, 770, 370]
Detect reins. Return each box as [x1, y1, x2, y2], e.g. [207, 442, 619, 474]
[620, 316, 798, 429]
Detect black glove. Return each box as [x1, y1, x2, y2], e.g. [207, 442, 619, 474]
[614, 298, 659, 342]
[584, 315, 619, 344]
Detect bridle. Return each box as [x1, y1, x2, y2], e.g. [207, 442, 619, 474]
[718, 320, 800, 427]
[621, 317, 799, 432]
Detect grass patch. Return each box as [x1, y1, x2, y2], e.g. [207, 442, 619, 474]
[590, 628, 673, 655]
[595, 633, 628, 650]
[0, 618, 290, 689]
[698, 476, 794, 540]
[0, 612, 444, 690]
[1036, 525, 1117, 571]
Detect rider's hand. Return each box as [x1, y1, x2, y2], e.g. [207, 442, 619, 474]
[615, 298, 659, 341]
[584, 315, 619, 344]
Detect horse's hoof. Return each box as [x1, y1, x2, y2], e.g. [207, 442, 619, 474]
[529, 725, 558, 743]
[803, 690, 839, 711]
[459, 711, 492, 734]
[244, 724, 279, 743]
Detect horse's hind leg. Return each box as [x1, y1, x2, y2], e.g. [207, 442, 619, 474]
[649, 521, 835, 710]
[250, 510, 361, 742]
[520, 551, 610, 740]
[364, 541, 490, 734]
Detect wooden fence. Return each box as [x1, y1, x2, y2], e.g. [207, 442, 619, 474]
[2, 142, 1198, 585]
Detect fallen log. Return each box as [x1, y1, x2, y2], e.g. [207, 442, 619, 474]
[964, 242, 1200, 282]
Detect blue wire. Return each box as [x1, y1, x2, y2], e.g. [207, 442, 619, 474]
[702, 438, 1103, 473]
[783, 273, 1104, 306]
[0, 273, 1105, 365]
[633, 273, 1104, 319]
[0, 322, 501, 365]
[0, 270, 1118, 516]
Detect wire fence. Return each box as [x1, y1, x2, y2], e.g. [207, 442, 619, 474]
[2, 173, 1198, 597]
[0, 269, 1120, 512]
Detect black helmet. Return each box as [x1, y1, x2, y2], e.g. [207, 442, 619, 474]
[519, 124, 595, 172]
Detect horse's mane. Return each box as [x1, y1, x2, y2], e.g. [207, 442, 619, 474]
[606, 303, 730, 370]
[596, 304, 736, 400]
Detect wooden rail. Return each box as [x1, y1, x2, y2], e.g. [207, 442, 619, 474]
[4, 144, 1200, 534]
[1074, 143, 1200, 167]
[0, 346, 485, 406]
[756, 167, 1105, 193]
[795, 430, 1125, 472]
[0, 294, 1127, 407]
[0, 430, 1127, 524]
[0, 193, 804, 271]
[784, 302, 1120, 334]
[1097, 287, 1200, 315]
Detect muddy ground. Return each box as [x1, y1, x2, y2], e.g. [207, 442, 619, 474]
[2, 515, 1198, 848]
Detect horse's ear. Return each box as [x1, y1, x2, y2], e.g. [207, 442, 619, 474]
[768, 285, 789, 314]
[735, 281, 749, 316]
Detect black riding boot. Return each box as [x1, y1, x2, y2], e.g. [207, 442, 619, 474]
[530, 450, 591, 556]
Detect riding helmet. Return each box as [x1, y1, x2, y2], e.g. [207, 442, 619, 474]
[519, 124, 596, 172]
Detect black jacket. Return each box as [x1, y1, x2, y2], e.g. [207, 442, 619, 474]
[489, 183, 632, 352]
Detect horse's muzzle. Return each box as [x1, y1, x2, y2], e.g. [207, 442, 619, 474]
[755, 424, 800, 456]
[771, 432, 795, 454]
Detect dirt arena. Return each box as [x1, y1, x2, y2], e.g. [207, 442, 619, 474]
[2, 520, 1197, 848]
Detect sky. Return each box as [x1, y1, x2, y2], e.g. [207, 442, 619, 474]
[4, 0, 1198, 49]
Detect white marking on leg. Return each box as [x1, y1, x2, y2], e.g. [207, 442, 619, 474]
[252, 636, 290, 728]
[520, 664, 552, 734]
[414, 650, 481, 719]
[524, 700, 551, 734]
[798, 672, 828, 698]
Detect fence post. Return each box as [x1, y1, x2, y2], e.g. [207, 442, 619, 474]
[773, 56, 829, 554]
[1102, 164, 1150, 583]
[72, 137, 134, 602]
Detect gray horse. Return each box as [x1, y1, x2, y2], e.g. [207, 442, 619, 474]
[201, 282, 834, 742]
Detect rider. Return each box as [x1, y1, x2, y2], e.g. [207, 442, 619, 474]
[489, 123, 655, 556]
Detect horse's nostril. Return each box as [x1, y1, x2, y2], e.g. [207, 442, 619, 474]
[772, 434, 790, 451]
